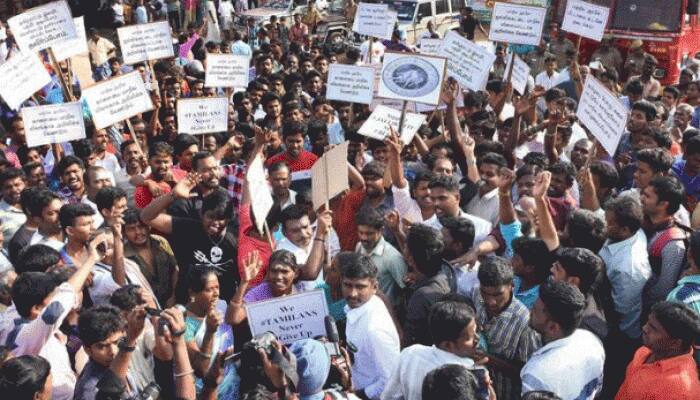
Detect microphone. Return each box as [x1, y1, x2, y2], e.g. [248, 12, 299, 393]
[324, 315, 342, 357]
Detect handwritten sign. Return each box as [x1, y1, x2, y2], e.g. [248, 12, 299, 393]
[8, 0, 76, 52]
[177, 97, 228, 135]
[52, 16, 88, 61]
[82, 72, 154, 129]
[352, 3, 394, 40]
[358, 105, 427, 145]
[0, 52, 51, 110]
[488, 2, 546, 46]
[562, 0, 610, 42]
[378, 52, 446, 106]
[311, 141, 349, 210]
[204, 53, 249, 88]
[326, 64, 374, 105]
[504, 53, 531, 95]
[22, 102, 85, 147]
[419, 38, 442, 55]
[438, 31, 495, 92]
[576, 76, 628, 156]
[117, 21, 174, 64]
[246, 290, 329, 344]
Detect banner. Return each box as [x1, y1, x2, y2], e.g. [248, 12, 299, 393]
[488, 2, 547, 46]
[246, 154, 274, 235]
[439, 31, 495, 92]
[378, 52, 446, 106]
[177, 97, 228, 135]
[204, 53, 250, 88]
[326, 64, 375, 105]
[0, 52, 51, 110]
[8, 0, 76, 52]
[246, 290, 329, 344]
[562, 0, 610, 42]
[504, 53, 531, 95]
[23, 102, 85, 147]
[52, 16, 88, 61]
[576, 76, 628, 156]
[352, 3, 394, 40]
[117, 21, 174, 64]
[82, 72, 154, 129]
[311, 141, 349, 210]
[358, 105, 427, 145]
[419, 38, 442, 56]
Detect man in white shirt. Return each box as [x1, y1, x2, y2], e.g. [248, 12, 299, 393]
[382, 300, 479, 400]
[90, 127, 122, 176]
[521, 281, 605, 399]
[28, 190, 65, 251]
[464, 153, 507, 226]
[535, 56, 560, 90]
[0, 168, 27, 249]
[343, 253, 400, 400]
[360, 38, 385, 65]
[386, 134, 435, 224]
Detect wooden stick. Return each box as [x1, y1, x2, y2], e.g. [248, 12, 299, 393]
[397, 100, 409, 138]
[148, 60, 161, 98]
[47, 48, 74, 102]
[263, 220, 274, 249]
[575, 35, 582, 56]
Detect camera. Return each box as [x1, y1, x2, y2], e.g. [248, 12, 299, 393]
[246, 331, 278, 356]
[132, 383, 161, 400]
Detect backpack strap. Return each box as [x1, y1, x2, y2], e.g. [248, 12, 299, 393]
[650, 227, 687, 258]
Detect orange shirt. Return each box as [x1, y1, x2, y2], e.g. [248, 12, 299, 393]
[134, 169, 188, 209]
[615, 346, 700, 400]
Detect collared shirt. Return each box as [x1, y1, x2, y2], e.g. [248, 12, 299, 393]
[405, 273, 451, 346]
[599, 229, 652, 338]
[465, 186, 500, 225]
[356, 238, 407, 306]
[124, 234, 178, 305]
[391, 184, 428, 225]
[345, 295, 400, 399]
[615, 346, 700, 400]
[0, 199, 26, 249]
[231, 40, 252, 56]
[473, 292, 540, 400]
[221, 162, 246, 209]
[424, 209, 492, 245]
[521, 329, 605, 400]
[535, 70, 560, 90]
[88, 37, 116, 66]
[381, 345, 475, 400]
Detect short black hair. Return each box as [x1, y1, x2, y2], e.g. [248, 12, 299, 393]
[428, 174, 460, 193]
[122, 208, 142, 226]
[109, 285, 145, 311]
[422, 364, 480, 400]
[78, 305, 124, 346]
[548, 161, 576, 186]
[538, 281, 586, 336]
[636, 148, 673, 173]
[12, 272, 58, 317]
[522, 391, 563, 400]
[22, 187, 59, 218]
[556, 247, 602, 294]
[307, 119, 328, 142]
[55, 155, 84, 177]
[632, 100, 657, 121]
[95, 186, 127, 213]
[355, 207, 384, 231]
[148, 141, 173, 159]
[201, 189, 233, 220]
[651, 301, 700, 349]
[477, 256, 513, 287]
[279, 204, 307, 232]
[172, 133, 198, 157]
[186, 265, 221, 293]
[0, 355, 52, 398]
[439, 216, 475, 251]
[566, 209, 607, 253]
[282, 121, 307, 139]
[59, 203, 95, 232]
[685, 134, 700, 157]
[340, 252, 378, 280]
[407, 224, 445, 277]
[590, 161, 619, 190]
[663, 85, 681, 99]
[477, 152, 507, 169]
[0, 167, 25, 187]
[648, 176, 685, 215]
[513, 237, 553, 283]
[268, 249, 299, 271]
[191, 151, 215, 172]
[606, 196, 643, 233]
[429, 301, 476, 344]
[15, 244, 61, 274]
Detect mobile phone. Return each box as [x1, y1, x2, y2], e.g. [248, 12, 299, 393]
[470, 368, 490, 400]
[145, 307, 162, 317]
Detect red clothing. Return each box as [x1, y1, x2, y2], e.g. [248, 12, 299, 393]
[547, 195, 575, 232]
[334, 189, 365, 251]
[238, 201, 273, 286]
[265, 151, 318, 173]
[615, 346, 700, 400]
[134, 169, 187, 209]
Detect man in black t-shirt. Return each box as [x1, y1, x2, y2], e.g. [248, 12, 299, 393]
[459, 7, 486, 41]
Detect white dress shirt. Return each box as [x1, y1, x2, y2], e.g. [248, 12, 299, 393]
[391, 184, 428, 224]
[535, 70, 560, 90]
[424, 209, 493, 245]
[345, 295, 400, 399]
[381, 344, 475, 400]
[465, 186, 500, 226]
[521, 329, 605, 400]
[276, 225, 340, 291]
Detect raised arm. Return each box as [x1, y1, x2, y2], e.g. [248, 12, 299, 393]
[139, 173, 199, 234]
[532, 171, 559, 251]
[110, 306, 146, 382]
[68, 234, 104, 293]
[386, 127, 407, 189]
[214, 135, 244, 161]
[226, 251, 263, 326]
[443, 79, 479, 184]
[577, 167, 601, 212]
[299, 210, 333, 281]
[109, 219, 127, 286]
[497, 168, 516, 224]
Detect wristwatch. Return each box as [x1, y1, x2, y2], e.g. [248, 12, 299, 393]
[118, 338, 136, 353]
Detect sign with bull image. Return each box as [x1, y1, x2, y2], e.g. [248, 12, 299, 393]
[377, 52, 446, 106]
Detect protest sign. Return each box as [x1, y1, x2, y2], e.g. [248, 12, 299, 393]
[82, 72, 154, 129]
[352, 3, 394, 40]
[52, 16, 88, 61]
[326, 64, 375, 105]
[246, 290, 329, 344]
[246, 154, 274, 235]
[311, 141, 349, 210]
[504, 53, 531, 95]
[358, 105, 427, 145]
[488, 2, 546, 46]
[117, 21, 174, 64]
[419, 38, 442, 55]
[177, 97, 228, 135]
[8, 0, 76, 52]
[22, 102, 85, 147]
[562, 0, 610, 42]
[378, 52, 446, 106]
[0, 51, 51, 110]
[438, 31, 495, 92]
[204, 53, 249, 88]
[370, 97, 416, 112]
[576, 76, 628, 156]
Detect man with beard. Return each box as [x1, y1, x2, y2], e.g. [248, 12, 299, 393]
[265, 121, 318, 192]
[114, 140, 147, 209]
[268, 162, 295, 210]
[306, 119, 329, 157]
[155, 110, 178, 143]
[169, 152, 228, 219]
[258, 92, 283, 128]
[134, 142, 187, 209]
[616, 100, 657, 158]
[27, 188, 65, 251]
[172, 134, 199, 174]
[88, 126, 121, 176]
[0, 168, 26, 248]
[233, 92, 254, 123]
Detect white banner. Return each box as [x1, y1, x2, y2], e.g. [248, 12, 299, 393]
[576, 76, 628, 156]
[352, 3, 394, 40]
[358, 104, 427, 145]
[204, 53, 250, 88]
[52, 17, 88, 61]
[246, 154, 273, 235]
[246, 290, 329, 344]
[562, 0, 610, 42]
[504, 53, 531, 95]
[82, 72, 154, 129]
[439, 31, 495, 92]
[0, 52, 51, 110]
[378, 52, 446, 106]
[488, 2, 546, 46]
[326, 64, 375, 105]
[177, 97, 228, 135]
[117, 21, 174, 64]
[419, 38, 443, 55]
[23, 102, 85, 147]
[8, 0, 76, 52]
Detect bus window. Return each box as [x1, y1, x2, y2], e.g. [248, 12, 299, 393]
[417, 2, 432, 19]
[450, 0, 464, 14]
[382, 0, 419, 22]
[436, 0, 449, 15]
[688, 0, 698, 15]
[611, 0, 682, 32]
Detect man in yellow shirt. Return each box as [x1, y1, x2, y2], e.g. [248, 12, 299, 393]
[87, 28, 117, 82]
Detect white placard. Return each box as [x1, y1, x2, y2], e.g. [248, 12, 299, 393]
[246, 290, 329, 344]
[378, 52, 446, 106]
[117, 21, 174, 64]
[0, 52, 51, 110]
[204, 53, 250, 88]
[352, 3, 394, 40]
[246, 153, 274, 235]
[82, 72, 154, 129]
[311, 141, 349, 210]
[22, 102, 85, 147]
[504, 53, 531, 95]
[358, 105, 427, 145]
[177, 97, 228, 135]
[488, 2, 546, 46]
[8, 0, 76, 52]
[562, 0, 610, 42]
[439, 31, 495, 92]
[52, 17, 88, 61]
[419, 38, 442, 55]
[576, 76, 628, 156]
[326, 64, 375, 105]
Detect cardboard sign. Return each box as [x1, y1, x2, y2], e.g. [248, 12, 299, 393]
[488, 2, 546, 46]
[246, 154, 274, 235]
[117, 21, 174, 64]
[82, 72, 154, 129]
[562, 0, 610, 42]
[419, 38, 442, 55]
[177, 97, 228, 135]
[352, 3, 394, 40]
[439, 31, 495, 92]
[326, 64, 375, 105]
[0, 52, 51, 110]
[504, 53, 531, 95]
[8, 0, 76, 52]
[52, 16, 88, 61]
[576, 76, 628, 156]
[205, 53, 249, 88]
[22, 102, 85, 147]
[358, 105, 427, 145]
[378, 52, 446, 106]
[246, 290, 329, 344]
[311, 141, 349, 210]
